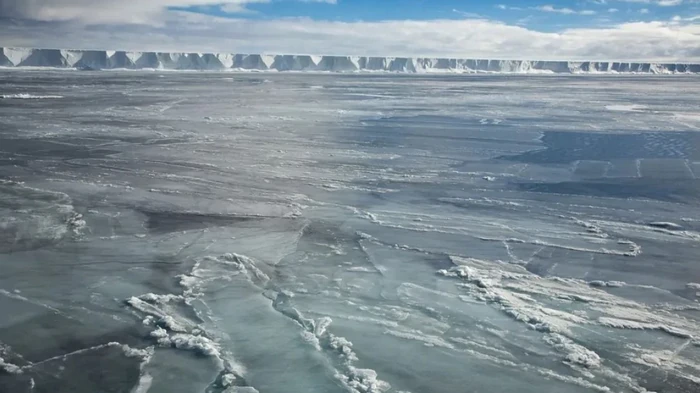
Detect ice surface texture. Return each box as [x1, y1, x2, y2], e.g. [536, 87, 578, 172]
[1, 72, 700, 393]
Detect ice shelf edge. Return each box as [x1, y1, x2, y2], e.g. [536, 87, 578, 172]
[2, 47, 699, 74]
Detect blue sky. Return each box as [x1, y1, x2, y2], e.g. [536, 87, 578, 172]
[0, 0, 699, 60]
[178, 0, 699, 29]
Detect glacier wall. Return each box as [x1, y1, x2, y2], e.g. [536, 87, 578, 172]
[2, 47, 699, 74]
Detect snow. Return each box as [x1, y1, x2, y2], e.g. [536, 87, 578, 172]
[598, 317, 694, 339]
[223, 387, 260, 393]
[120, 345, 153, 360]
[384, 329, 456, 349]
[0, 357, 22, 374]
[647, 221, 684, 230]
[544, 333, 602, 369]
[131, 374, 154, 393]
[605, 104, 647, 112]
[302, 316, 391, 393]
[150, 327, 222, 358]
[1, 94, 63, 99]
[138, 293, 184, 304]
[343, 367, 391, 393]
[2, 47, 700, 73]
[157, 315, 188, 333]
[164, 334, 221, 357]
[149, 327, 169, 340]
[588, 280, 626, 288]
[437, 254, 700, 345]
[2, 47, 33, 65]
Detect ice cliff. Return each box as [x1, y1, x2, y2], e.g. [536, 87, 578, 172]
[2, 47, 699, 74]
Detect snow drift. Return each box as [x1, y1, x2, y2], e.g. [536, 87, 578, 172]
[1, 47, 699, 74]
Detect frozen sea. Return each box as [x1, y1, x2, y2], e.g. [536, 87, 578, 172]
[1, 71, 700, 393]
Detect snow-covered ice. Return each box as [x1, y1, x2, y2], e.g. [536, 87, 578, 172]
[1, 70, 699, 393]
[0, 93, 64, 99]
[2, 47, 700, 74]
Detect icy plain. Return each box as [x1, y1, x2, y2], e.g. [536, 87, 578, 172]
[0, 71, 700, 393]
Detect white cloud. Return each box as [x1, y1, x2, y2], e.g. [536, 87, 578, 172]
[453, 9, 487, 19]
[497, 4, 523, 11]
[220, 0, 271, 14]
[1, 11, 699, 62]
[617, 0, 686, 5]
[0, 0, 321, 24]
[536, 5, 597, 15]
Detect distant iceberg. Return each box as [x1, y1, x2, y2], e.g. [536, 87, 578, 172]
[1, 47, 699, 74]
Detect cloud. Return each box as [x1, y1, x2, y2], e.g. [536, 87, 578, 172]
[220, 0, 271, 14]
[0, 0, 287, 24]
[672, 13, 700, 21]
[0, 0, 697, 61]
[617, 0, 687, 5]
[452, 9, 487, 19]
[536, 5, 597, 15]
[500, 4, 599, 16]
[497, 4, 523, 10]
[1, 11, 699, 61]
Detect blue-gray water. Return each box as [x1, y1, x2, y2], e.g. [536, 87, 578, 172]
[1, 71, 699, 393]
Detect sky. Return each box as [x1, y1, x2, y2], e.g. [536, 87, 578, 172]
[0, 0, 699, 61]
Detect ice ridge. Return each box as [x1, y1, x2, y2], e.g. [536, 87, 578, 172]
[2, 47, 699, 74]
